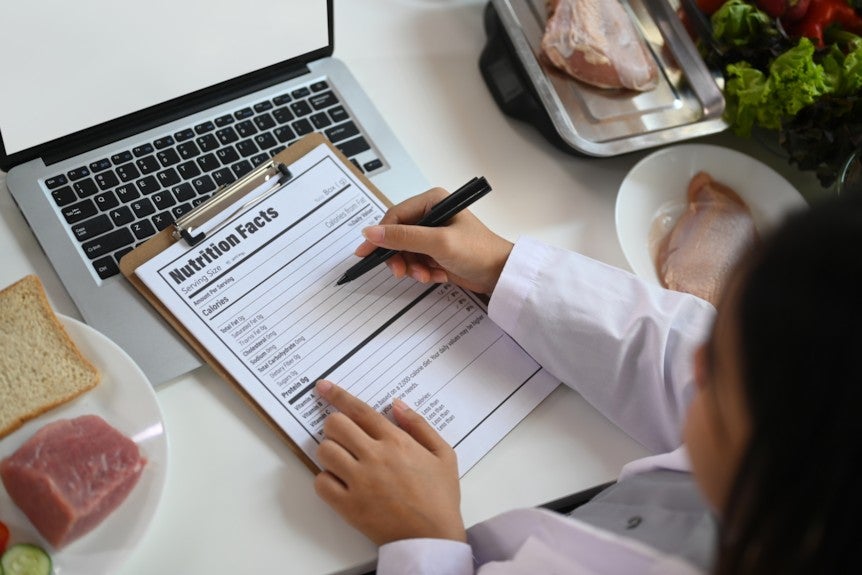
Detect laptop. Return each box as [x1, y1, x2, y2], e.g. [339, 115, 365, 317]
[1, 0, 428, 386]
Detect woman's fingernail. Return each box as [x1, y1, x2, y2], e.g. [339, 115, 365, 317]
[316, 380, 333, 395]
[393, 398, 410, 413]
[362, 225, 385, 243]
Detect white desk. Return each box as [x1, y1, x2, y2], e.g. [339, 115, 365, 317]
[0, 1, 826, 573]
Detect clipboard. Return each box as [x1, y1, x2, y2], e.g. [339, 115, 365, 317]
[119, 133, 392, 473]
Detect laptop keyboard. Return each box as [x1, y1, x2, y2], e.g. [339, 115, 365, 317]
[42, 80, 384, 281]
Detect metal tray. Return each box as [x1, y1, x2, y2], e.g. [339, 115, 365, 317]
[489, 0, 727, 156]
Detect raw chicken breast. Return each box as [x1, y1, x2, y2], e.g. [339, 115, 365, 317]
[656, 172, 758, 306]
[542, 0, 659, 91]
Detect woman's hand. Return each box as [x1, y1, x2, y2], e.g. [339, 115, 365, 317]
[313, 380, 467, 545]
[355, 187, 514, 295]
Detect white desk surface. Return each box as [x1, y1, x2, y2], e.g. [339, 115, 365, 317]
[0, 1, 827, 574]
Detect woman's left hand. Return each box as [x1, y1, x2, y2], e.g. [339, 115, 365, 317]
[313, 380, 467, 545]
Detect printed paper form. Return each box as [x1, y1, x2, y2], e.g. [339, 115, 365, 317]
[135, 143, 559, 474]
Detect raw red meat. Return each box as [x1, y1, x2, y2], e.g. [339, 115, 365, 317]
[0, 415, 146, 548]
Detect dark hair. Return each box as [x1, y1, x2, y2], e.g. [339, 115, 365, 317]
[715, 196, 862, 574]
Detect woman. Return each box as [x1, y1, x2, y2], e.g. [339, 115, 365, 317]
[312, 189, 861, 574]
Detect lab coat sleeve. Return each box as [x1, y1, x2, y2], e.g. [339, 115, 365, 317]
[377, 538, 474, 575]
[488, 237, 715, 453]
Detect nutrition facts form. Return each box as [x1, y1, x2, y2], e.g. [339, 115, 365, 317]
[135, 143, 558, 474]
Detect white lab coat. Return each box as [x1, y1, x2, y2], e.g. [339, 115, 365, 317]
[377, 237, 717, 575]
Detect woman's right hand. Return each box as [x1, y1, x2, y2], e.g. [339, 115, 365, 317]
[355, 187, 514, 295]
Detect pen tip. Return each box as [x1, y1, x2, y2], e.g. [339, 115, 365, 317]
[335, 274, 348, 286]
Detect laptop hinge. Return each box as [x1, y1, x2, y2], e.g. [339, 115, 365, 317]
[41, 64, 312, 166]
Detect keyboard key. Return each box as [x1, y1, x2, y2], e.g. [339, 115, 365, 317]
[174, 128, 195, 142]
[216, 146, 240, 165]
[269, 145, 286, 157]
[325, 121, 359, 143]
[364, 158, 383, 172]
[211, 168, 235, 187]
[291, 87, 311, 99]
[192, 175, 217, 194]
[197, 133, 220, 152]
[250, 153, 270, 167]
[192, 196, 210, 207]
[157, 148, 181, 167]
[310, 112, 331, 130]
[45, 174, 68, 189]
[253, 113, 275, 131]
[196, 153, 220, 173]
[172, 182, 195, 202]
[157, 167, 181, 187]
[274, 126, 295, 143]
[89, 158, 112, 173]
[116, 162, 141, 182]
[310, 91, 338, 110]
[114, 246, 134, 264]
[95, 171, 120, 190]
[131, 219, 156, 239]
[177, 141, 201, 159]
[292, 118, 313, 136]
[234, 107, 254, 120]
[115, 183, 140, 203]
[111, 151, 133, 165]
[290, 100, 312, 117]
[72, 214, 112, 241]
[151, 190, 176, 210]
[236, 139, 259, 158]
[273, 106, 294, 124]
[67, 166, 91, 181]
[338, 136, 371, 158]
[231, 160, 253, 178]
[132, 143, 154, 157]
[153, 136, 175, 149]
[195, 121, 215, 134]
[51, 186, 77, 207]
[273, 93, 292, 105]
[130, 197, 156, 218]
[310, 80, 329, 92]
[176, 160, 201, 180]
[151, 212, 173, 231]
[171, 202, 194, 220]
[136, 155, 160, 174]
[254, 133, 277, 150]
[329, 106, 348, 123]
[135, 175, 159, 195]
[94, 190, 119, 211]
[253, 101, 273, 113]
[109, 206, 134, 226]
[73, 178, 99, 198]
[93, 256, 120, 280]
[215, 127, 238, 146]
[62, 199, 98, 223]
[235, 120, 257, 138]
[214, 114, 234, 127]
[82, 228, 134, 260]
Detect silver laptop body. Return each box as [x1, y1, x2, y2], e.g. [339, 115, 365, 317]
[2, 1, 427, 385]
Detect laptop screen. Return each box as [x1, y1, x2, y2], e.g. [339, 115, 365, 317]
[0, 0, 329, 158]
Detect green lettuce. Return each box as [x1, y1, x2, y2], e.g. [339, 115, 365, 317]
[724, 38, 830, 136]
[711, 0, 775, 47]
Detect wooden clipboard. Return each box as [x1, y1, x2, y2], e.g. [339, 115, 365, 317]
[119, 133, 392, 474]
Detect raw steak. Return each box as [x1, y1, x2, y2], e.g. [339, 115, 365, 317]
[0, 414, 147, 548]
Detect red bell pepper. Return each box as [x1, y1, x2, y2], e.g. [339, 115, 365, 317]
[790, 0, 862, 46]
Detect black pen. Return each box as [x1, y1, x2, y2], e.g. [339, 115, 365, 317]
[335, 176, 492, 286]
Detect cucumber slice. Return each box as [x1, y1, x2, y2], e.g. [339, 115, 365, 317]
[0, 544, 52, 575]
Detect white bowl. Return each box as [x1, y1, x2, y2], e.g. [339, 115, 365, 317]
[615, 144, 808, 286]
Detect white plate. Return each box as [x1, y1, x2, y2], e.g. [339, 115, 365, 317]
[0, 315, 168, 575]
[615, 144, 808, 285]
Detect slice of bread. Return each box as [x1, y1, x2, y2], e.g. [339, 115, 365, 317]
[0, 275, 100, 439]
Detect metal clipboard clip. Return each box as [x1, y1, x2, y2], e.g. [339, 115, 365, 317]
[172, 161, 292, 246]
